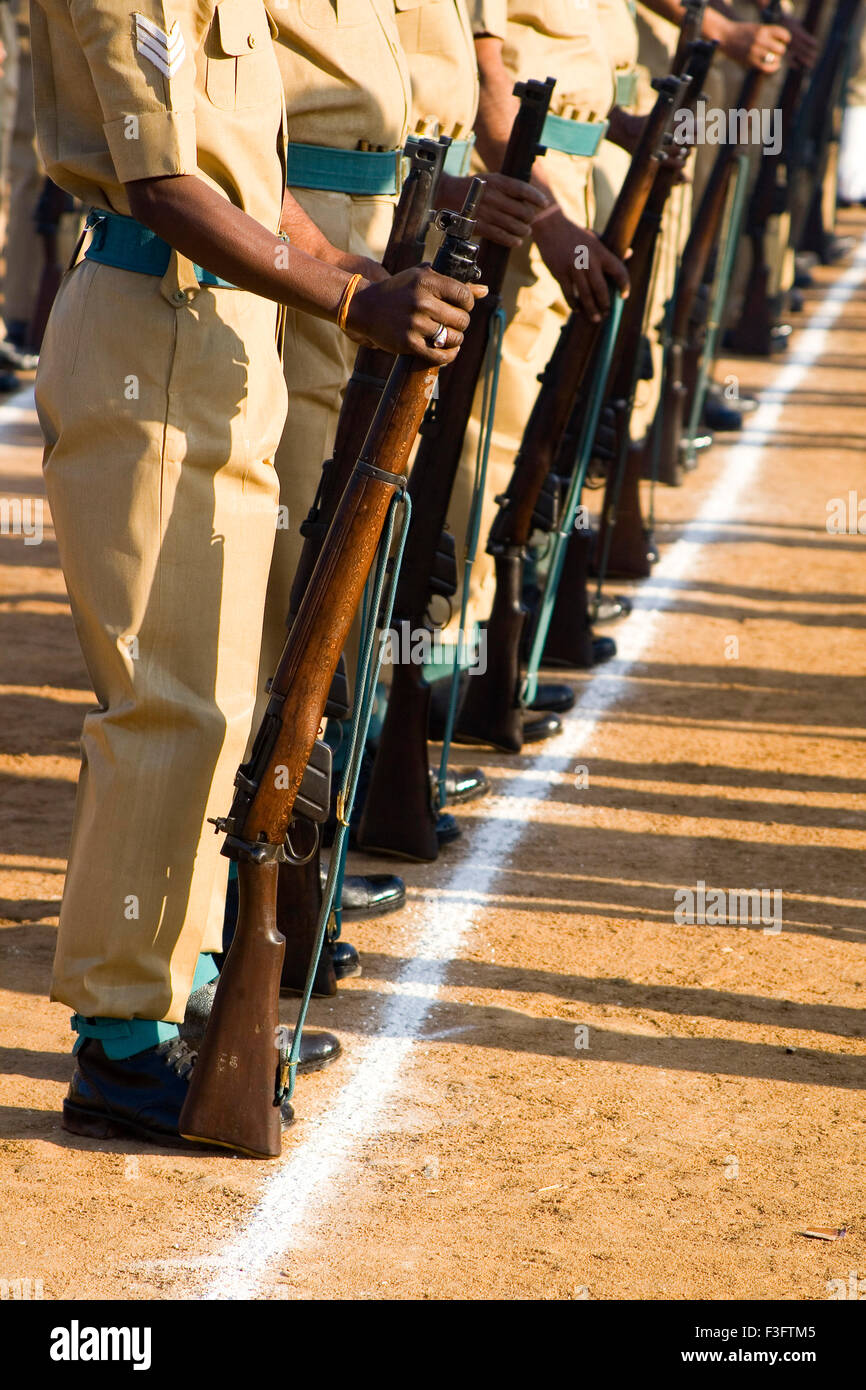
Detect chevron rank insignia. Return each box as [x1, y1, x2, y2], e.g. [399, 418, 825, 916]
[134, 13, 187, 79]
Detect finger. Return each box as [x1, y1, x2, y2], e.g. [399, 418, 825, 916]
[483, 208, 535, 239]
[423, 273, 477, 313]
[476, 223, 524, 248]
[573, 271, 602, 323]
[587, 261, 611, 316]
[493, 175, 547, 207]
[421, 299, 471, 333]
[410, 332, 461, 365]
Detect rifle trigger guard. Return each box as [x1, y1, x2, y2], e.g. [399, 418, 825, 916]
[282, 817, 320, 867]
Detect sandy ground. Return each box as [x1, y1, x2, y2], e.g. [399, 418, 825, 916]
[1, 213, 864, 1302]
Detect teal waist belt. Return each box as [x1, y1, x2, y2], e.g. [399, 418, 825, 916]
[286, 142, 403, 195]
[404, 134, 475, 177]
[615, 72, 639, 107]
[83, 208, 236, 287]
[541, 112, 609, 158]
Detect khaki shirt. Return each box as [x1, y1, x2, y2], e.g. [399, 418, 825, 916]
[598, 0, 638, 73]
[396, 0, 479, 138]
[30, 0, 285, 230]
[274, 0, 411, 149]
[471, 0, 615, 121]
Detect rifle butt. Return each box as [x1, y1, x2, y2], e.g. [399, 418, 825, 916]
[593, 446, 652, 580]
[657, 350, 687, 488]
[278, 847, 338, 997]
[542, 529, 594, 668]
[456, 551, 526, 753]
[180, 860, 284, 1159]
[358, 666, 439, 862]
[726, 261, 777, 357]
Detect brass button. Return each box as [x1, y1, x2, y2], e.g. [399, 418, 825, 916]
[171, 289, 188, 304]
[247, 32, 256, 47]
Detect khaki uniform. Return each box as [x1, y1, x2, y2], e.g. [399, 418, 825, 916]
[448, 0, 614, 631]
[259, 2, 411, 697]
[3, 6, 44, 331]
[839, 2, 866, 202]
[32, 0, 287, 1023]
[0, 0, 21, 257]
[605, 1, 690, 442]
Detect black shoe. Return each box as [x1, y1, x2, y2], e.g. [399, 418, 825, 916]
[442, 766, 490, 804]
[437, 811, 461, 844]
[821, 234, 856, 266]
[0, 371, 20, 394]
[332, 939, 362, 979]
[328, 870, 406, 921]
[789, 287, 805, 313]
[591, 594, 632, 624]
[62, 1036, 295, 1145]
[0, 340, 37, 371]
[180, 982, 341, 1075]
[526, 682, 575, 714]
[702, 396, 743, 432]
[522, 711, 562, 742]
[592, 636, 617, 665]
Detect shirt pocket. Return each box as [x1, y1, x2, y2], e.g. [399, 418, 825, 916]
[205, 0, 281, 111]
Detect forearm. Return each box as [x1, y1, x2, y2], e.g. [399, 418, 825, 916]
[127, 174, 354, 322]
[473, 35, 559, 213]
[639, 0, 736, 47]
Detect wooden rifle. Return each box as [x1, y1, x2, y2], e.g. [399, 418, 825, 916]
[453, 73, 688, 754]
[271, 137, 449, 997]
[356, 78, 556, 863]
[649, 0, 783, 487]
[179, 184, 484, 1158]
[726, 0, 829, 356]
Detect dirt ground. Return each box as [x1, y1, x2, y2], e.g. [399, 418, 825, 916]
[1, 212, 865, 1303]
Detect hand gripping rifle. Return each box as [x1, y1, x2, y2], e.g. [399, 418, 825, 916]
[648, 0, 784, 487]
[270, 137, 449, 997]
[179, 184, 484, 1159]
[454, 73, 688, 755]
[355, 78, 556, 863]
[726, 0, 829, 356]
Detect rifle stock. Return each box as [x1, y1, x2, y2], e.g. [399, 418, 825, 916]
[358, 78, 556, 857]
[275, 136, 448, 988]
[459, 75, 687, 748]
[180, 187, 485, 1156]
[727, 0, 828, 354]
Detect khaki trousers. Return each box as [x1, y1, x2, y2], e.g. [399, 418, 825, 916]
[4, 40, 43, 327]
[38, 256, 286, 1022]
[255, 187, 395, 706]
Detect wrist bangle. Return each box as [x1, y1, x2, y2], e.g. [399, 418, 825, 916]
[337, 273, 363, 334]
[532, 200, 562, 227]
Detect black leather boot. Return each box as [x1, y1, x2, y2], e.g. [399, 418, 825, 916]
[62, 1036, 296, 1147]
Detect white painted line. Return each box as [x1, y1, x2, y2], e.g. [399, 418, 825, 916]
[200, 231, 866, 1300]
[0, 384, 36, 425]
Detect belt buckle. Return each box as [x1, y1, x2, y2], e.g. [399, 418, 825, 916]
[85, 209, 108, 252]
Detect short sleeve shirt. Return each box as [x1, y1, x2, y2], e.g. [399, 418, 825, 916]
[274, 0, 412, 149]
[30, 0, 285, 229]
[396, 0, 480, 138]
[470, 0, 615, 122]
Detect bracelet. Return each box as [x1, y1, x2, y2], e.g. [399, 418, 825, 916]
[337, 273, 363, 334]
